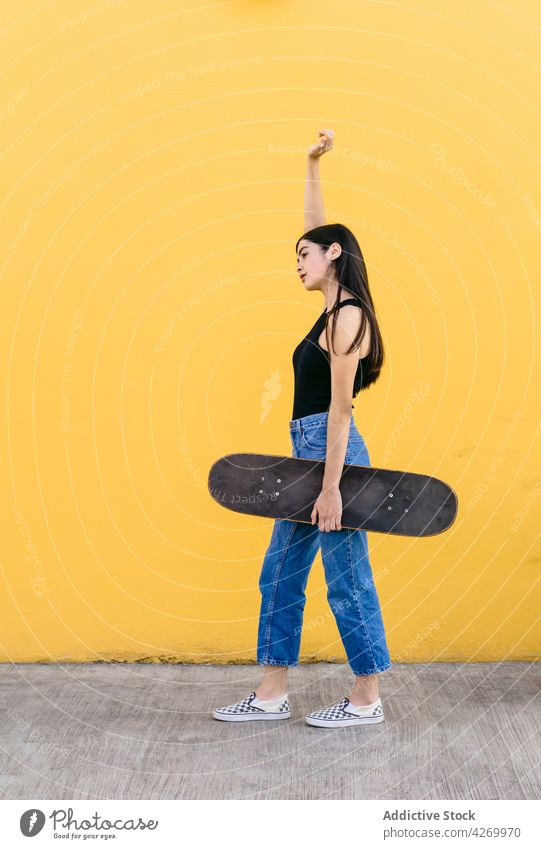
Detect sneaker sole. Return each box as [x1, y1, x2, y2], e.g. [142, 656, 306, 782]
[305, 713, 384, 728]
[213, 710, 291, 722]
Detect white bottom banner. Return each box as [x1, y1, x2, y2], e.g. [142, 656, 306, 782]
[0, 799, 538, 847]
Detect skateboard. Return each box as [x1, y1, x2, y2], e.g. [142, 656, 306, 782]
[208, 453, 457, 537]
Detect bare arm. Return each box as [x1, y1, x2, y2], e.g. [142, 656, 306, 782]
[304, 158, 326, 231]
[310, 306, 364, 532]
[304, 129, 334, 232]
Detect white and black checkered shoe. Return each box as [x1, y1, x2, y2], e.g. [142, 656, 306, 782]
[305, 696, 384, 728]
[213, 691, 291, 722]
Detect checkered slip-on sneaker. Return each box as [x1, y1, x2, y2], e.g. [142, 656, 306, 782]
[305, 696, 384, 728]
[213, 691, 291, 722]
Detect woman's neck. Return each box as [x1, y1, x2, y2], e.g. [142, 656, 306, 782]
[324, 290, 356, 312]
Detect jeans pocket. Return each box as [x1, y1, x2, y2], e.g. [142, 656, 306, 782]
[301, 424, 327, 451]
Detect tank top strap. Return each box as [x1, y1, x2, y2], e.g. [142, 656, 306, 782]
[325, 298, 363, 313]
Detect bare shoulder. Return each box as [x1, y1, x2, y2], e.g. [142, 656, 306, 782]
[331, 304, 371, 357]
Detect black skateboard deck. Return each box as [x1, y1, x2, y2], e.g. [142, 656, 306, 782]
[208, 453, 457, 537]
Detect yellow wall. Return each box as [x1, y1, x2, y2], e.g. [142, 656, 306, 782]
[1, 0, 539, 664]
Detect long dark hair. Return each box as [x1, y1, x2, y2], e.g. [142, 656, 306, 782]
[295, 223, 384, 389]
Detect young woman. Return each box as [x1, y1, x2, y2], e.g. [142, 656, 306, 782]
[213, 129, 391, 728]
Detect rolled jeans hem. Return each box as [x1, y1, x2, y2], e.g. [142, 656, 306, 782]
[351, 663, 392, 676]
[258, 658, 298, 667]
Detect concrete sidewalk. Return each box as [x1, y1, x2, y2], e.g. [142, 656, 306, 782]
[0, 661, 539, 799]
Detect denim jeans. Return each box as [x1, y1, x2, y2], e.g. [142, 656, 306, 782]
[256, 410, 391, 677]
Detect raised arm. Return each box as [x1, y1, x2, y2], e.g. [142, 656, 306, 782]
[304, 129, 334, 231]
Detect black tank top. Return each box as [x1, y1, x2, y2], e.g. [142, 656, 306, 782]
[291, 298, 369, 420]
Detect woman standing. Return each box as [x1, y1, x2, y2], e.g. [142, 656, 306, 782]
[213, 130, 391, 728]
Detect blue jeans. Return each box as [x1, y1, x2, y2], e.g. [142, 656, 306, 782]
[256, 411, 391, 677]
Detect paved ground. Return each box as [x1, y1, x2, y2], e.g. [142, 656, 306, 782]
[0, 661, 539, 799]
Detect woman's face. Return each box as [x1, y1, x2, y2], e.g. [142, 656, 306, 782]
[296, 239, 338, 291]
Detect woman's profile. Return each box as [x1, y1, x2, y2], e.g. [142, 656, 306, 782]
[213, 129, 392, 728]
